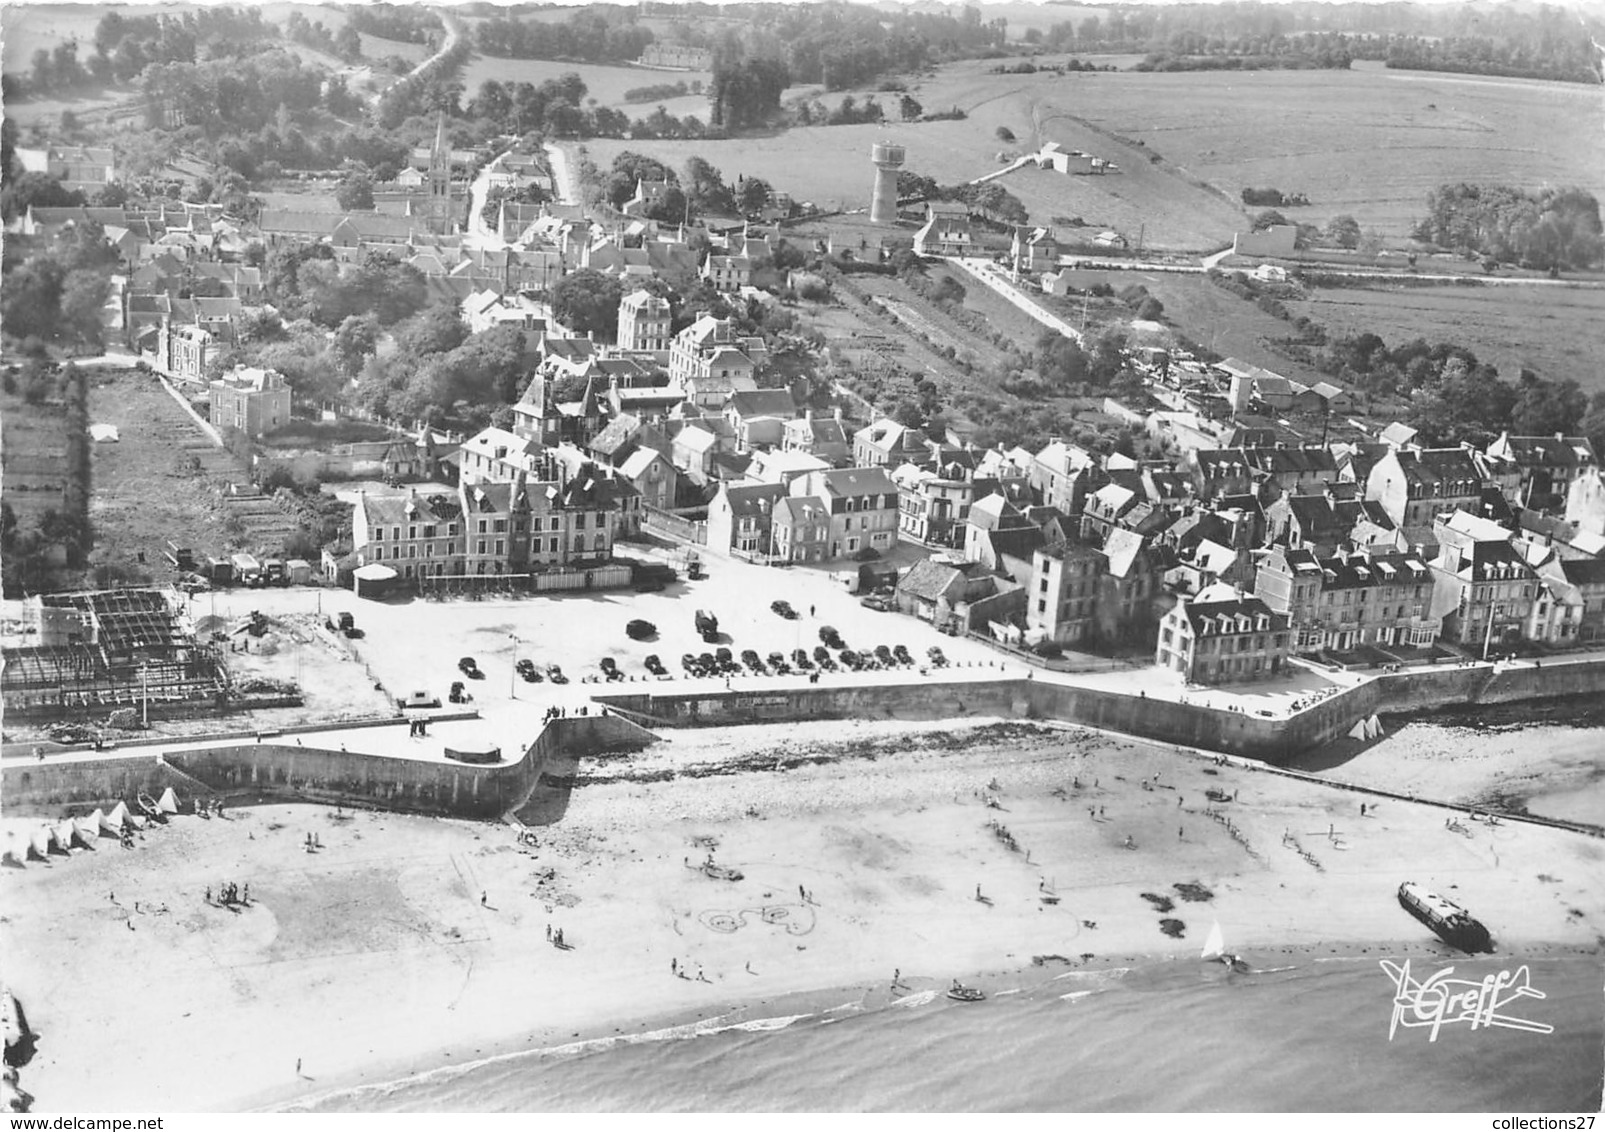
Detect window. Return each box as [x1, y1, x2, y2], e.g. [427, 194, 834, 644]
[495, 540, 505, 556]
[1038, 599, 1047, 614]
[574, 536, 584, 552]
[408, 526, 416, 540]
[373, 546, 383, 560]
[392, 527, 401, 541]
[495, 519, 507, 533]
[593, 533, 606, 551]
[575, 513, 586, 530]
[477, 520, 487, 535]
[549, 537, 558, 553]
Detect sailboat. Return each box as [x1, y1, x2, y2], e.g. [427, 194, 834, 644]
[1200, 920, 1249, 972]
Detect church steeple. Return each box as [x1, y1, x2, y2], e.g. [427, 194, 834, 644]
[428, 109, 454, 236]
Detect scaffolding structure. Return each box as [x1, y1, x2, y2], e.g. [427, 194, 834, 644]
[2, 589, 230, 721]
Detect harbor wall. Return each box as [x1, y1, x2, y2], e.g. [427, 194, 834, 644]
[0, 714, 650, 819]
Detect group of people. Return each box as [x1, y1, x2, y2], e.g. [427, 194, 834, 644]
[196, 798, 225, 819]
[669, 958, 708, 982]
[207, 881, 249, 906]
[407, 719, 429, 738]
[304, 831, 322, 853]
[542, 706, 587, 722]
[545, 923, 569, 949]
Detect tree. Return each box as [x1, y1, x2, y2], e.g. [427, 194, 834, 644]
[1408, 355, 1517, 447]
[58, 269, 110, 349]
[1252, 209, 1289, 231]
[550, 268, 623, 338]
[1326, 214, 1361, 249]
[1510, 372, 1587, 437]
[737, 176, 771, 215]
[333, 314, 380, 375]
[334, 167, 375, 211]
[682, 155, 734, 215]
[899, 94, 923, 121]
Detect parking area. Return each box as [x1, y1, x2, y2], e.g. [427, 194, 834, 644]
[196, 549, 1013, 732]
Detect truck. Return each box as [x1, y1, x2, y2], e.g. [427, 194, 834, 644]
[164, 541, 195, 571]
[695, 609, 719, 642]
[262, 558, 286, 585]
[230, 553, 263, 586]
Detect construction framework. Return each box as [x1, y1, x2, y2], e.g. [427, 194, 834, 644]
[1, 589, 230, 721]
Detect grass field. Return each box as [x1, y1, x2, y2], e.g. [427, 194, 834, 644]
[83, 370, 246, 579]
[1289, 282, 1605, 393]
[0, 392, 70, 531]
[591, 55, 1602, 254]
[460, 54, 712, 117]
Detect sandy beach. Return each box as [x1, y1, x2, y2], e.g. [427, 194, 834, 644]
[3, 715, 1602, 1112]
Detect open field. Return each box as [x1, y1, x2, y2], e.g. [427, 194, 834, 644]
[460, 54, 712, 117]
[1040, 59, 1603, 241]
[0, 393, 70, 531]
[82, 370, 245, 579]
[1289, 283, 1605, 392]
[588, 56, 1600, 253]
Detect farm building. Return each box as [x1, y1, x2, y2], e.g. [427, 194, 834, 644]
[1033, 142, 1108, 176]
[1232, 225, 1298, 258]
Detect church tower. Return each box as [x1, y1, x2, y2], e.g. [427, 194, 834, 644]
[428, 110, 455, 236]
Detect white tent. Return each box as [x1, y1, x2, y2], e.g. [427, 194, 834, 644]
[86, 808, 107, 836]
[54, 820, 79, 851]
[1368, 714, 1385, 738]
[42, 825, 67, 854]
[27, 828, 51, 859]
[1, 834, 25, 867]
[101, 802, 129, 834]
[157, 787, 179, 814]
[1347, 719, 1368, 740]
[73, 817, 99, 848]
[128, 814, 148, 830]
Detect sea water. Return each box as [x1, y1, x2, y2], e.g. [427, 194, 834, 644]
[296, 953, 1602, 1112]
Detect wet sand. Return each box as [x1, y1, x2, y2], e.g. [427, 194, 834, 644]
[3, 716, 1601, 1111]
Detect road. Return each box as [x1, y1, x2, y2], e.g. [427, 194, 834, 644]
[947, 256, 1086, 344]
[463, 149, 512, 251]
[545, 142, 580, 206]
[409, 10, 464, 81]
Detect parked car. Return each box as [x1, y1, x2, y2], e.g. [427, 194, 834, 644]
[626, 619, 657, 640]
[398, 690, 441, 710]
[547, 664, 568, 684]
[741, 649, 765, 674]
[840, 649, 864, 670]
[449, 681, 471, 703]
[819, 625, 844, 650]
[515, 659, 540, 683]
[458, 657, 482, 679]
[698, 652, 718, 674]
[766, 651, 790, 675]
[695, 609, 719, 642]
[681, 653, 701, 675]
[874, 644, 894, 665]
[770, 600, 798, 619]
[792, 648, 814, 670]
[893, 644, 914, 666]
[645, 654, 667, 676]
[927, 646, 948, 668]
[600, 657, 624, 681]
[860, 594, 893, 612]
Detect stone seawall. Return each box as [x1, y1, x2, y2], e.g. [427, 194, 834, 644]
[1, 714, 650, 819]
[596, 654, 1605, 764]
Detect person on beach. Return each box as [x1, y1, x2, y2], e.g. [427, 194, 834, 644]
[671, 958, 677, 974]
[296, 1059, 302, 1076]
[481, 891, 487, 906]
[547, 924, 552, 940]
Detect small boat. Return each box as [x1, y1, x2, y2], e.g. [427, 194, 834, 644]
[1199, 920, 1250, 972]
[1397, 882, 1493, 954]
[947, 983, 985, 1002]
[701, 864, 744, 882]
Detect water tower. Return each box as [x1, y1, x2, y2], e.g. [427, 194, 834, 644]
[869, 141, 905, 224]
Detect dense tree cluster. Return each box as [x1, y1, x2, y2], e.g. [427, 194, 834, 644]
[141, 51, 325, 135]
[345, 4, 442, 46]
[264, 247, 429, 329]
[739, 3, 1003, 89]
[374, 38, 471, 130]
[475, 11, 653, 63]
[0, 227, 116, 353]
[353, 314, 530, 428]
[550, 269, 626, 338]
[283, 11, 362, 63]
[465, 75, 619, 139]
[14, 7, 276, 96]
[708, 56, 791, 130]
[1241, 188, 1310, 208]
[623, 80, 696, 104]
[1030, 2, 1600, 83]
[1415, 185, 1603, 272]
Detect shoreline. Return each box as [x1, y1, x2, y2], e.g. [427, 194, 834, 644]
[266, 936, 1602, 1113]
[6, 716, 1603, 1112]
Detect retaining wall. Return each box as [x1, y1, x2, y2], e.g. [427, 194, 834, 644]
[1, 714, 650, 819]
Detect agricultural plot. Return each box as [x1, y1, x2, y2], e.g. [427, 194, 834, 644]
[460, 55, 711, 116]
[1288, 283, 1605, 393]
[0, 394, 70, 531]
[1042, 60, 1602, 241]
[81, 371, 245, 579]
